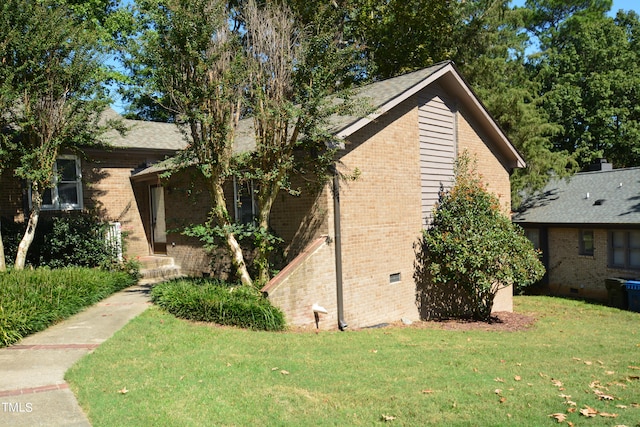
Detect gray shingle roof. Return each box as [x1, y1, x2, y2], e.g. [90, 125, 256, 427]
[513, 167, 640, 225]
[101, 109, 188, 151]
[127, 60, 524, 178]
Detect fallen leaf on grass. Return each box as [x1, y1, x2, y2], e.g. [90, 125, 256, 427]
[605, 371, 615, 375]
[381, 414, 396, 422]
[580, 406, 598, 417]
[584, 361, 593, 365]
[549, 413, 567, 423]
[494, 389, 502, 395]
[421, 389, 434, 394]
[615, 404, 627, 409]
[370, 349, 378, 353]
[494, 378, 505, 383]
[280, 370, 290, 375]
[599, 412, 618, 418]
[567, 407, 577, 413]
[628, 365, 640, 370]
[499, 397, 507, 403]
[117, 387, 129, 394]
[514, 375, 522, 381]
[271, 367, 279, 371]
[551, 379, 563, 388]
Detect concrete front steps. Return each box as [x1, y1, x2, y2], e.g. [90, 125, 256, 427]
[139, 255, 182, 281]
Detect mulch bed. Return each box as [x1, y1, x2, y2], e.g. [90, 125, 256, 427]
[400, 311, 537, 332]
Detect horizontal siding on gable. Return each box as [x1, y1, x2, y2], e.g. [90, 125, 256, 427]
[418, 85, 456, 225]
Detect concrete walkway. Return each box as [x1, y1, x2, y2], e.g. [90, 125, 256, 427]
[0, 280, 155, 426]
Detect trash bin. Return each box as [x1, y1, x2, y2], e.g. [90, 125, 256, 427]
[605, 278, 628, 309]
[625, 280, 640, 313]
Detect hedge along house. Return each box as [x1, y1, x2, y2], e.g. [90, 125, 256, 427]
[513, 160, 640, 302]
[130, 61, 524, 329]
[0, 61, 524, 329]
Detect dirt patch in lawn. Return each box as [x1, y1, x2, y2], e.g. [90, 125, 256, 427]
[400, 311, 537, 332]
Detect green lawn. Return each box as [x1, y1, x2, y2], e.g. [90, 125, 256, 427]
[66, 296, 640, 426]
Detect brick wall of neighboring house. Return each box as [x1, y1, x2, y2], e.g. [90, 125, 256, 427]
[456, 105, 514, 312]
[545, 227, 639, 301]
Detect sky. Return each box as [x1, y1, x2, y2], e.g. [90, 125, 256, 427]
[610, 0, 638, 15]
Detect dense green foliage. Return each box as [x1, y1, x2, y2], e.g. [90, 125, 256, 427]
[416, 155, 545, 320]
[1, 214, 125, 270]
[151, 278, 286, 331]
[0, 267, 137, 347]
[0, 0, 117, 269]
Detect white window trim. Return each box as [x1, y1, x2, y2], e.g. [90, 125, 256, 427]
[36, 155, 83, 211]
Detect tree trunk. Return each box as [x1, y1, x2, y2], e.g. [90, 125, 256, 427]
[255, 185, 277, 285]
[211, 181, 253, 287]
[14, 189, 42, 270]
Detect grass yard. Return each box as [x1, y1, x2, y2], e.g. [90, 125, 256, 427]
[66, 296, 640, 426]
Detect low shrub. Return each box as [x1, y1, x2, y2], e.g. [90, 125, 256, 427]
[0, 267, 137, 347]
[1, 213, 123, 269]
[151, 278, 286, 331]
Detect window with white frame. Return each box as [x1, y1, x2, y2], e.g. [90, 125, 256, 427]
[609, 230, 640, 270]
[41, 155, 83, 210]
[233, 177, 257, 225]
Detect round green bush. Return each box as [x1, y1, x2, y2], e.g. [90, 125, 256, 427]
[151, 278, 286, 331]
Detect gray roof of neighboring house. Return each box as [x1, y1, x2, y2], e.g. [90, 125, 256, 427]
[513, 166, 640, 225]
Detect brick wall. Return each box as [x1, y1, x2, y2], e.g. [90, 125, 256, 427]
[264, 89, 518, 327]
[545, 227, 638, 301]
[333, 97, 424, 328]
[262, 237, 338, 330]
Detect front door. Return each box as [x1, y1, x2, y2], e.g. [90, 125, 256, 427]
[150, 185, 167, 254]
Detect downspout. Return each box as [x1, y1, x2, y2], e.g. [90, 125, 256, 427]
[332, 165, 347, 331]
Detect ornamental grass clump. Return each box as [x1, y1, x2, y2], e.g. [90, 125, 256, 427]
[415, 153, 545, 321]
[151, 278, 286, 331]
[0, 267, 137, 347]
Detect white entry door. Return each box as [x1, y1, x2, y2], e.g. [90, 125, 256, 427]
[150, 185, 167, 253]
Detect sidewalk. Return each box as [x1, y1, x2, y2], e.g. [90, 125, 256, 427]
[0, 280, 156, 427]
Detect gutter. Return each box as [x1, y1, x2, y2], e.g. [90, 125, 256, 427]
[332, 165, 347, 331]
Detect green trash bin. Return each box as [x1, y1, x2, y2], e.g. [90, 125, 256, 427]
[605, 278, 628, 309]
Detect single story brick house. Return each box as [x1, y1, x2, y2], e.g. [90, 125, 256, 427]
[513, 159, 640, 303]
[1, 61, 525, 329]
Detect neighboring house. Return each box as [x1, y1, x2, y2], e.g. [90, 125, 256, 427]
[513, 159, 640, 302]
[0, 61, 525, 329]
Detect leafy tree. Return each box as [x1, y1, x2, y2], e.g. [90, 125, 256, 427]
[241, 0, 362, 283]
[415, 153, 544, 321]
[532, 10, 640, 168]
[126, 0, 362, 285]
[128, 0, 253, 285]
[0, 0, 111, 270]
